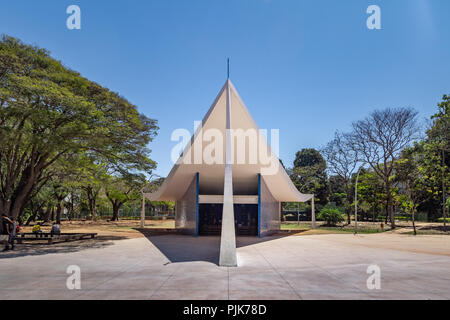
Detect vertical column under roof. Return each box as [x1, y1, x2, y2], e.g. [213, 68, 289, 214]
[219, 79, 237, 267]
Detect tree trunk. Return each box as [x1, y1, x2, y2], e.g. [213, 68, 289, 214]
[68, 193, 75, 220]
[384, 202, 389, 224]
[443, 149, 447, 232]
[41, 207, 51, 223]
[110, 201, 123, 221]
[346, 184, 352, 224]
[386, 180, 395, 228]
[7, 163, 42, 220]
[86, 186, 98, 221]
[66, 200, 73, 221]
[412, 205, 417, 236]
[56, 201, 62, 224]
[26, 212, 37, 226]
[90, 199, 97, 221]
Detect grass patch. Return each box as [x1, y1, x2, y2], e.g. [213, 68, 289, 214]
[281, 222, 388, 235]
[406, 230, 450, 236]
[319, 227, 385, 234]
[280, 223, 311, 231]
[143, 220, 175, 229]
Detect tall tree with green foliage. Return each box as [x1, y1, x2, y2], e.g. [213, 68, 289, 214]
[291, 148, 329, 205]
[143, 176, 174, 215]
[355, 169, 385, 222]
[0, 36, 158, 220]
[394, 146, 426, 235]
[328, 175, 347, 207]
[426, 94, 449, 229]
[105, 173, 146, 221]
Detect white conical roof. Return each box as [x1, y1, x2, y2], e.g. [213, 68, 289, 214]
[146, 79, 313, 202]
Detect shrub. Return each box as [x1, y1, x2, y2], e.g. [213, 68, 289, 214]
[318, 208, 344, 226]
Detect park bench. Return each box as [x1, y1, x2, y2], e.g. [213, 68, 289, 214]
[13, 232, 97, 245]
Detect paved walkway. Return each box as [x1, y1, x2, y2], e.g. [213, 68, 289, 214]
[0, 233, 449, 300]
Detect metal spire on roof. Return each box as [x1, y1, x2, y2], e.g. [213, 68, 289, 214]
[227, 58, 230, 79]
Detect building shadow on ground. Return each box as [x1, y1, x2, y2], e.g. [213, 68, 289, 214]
[135, 228, 292, 265]
[0, 235, 127, 259]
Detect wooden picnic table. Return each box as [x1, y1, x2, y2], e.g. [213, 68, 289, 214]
[13, 232, 97, 244]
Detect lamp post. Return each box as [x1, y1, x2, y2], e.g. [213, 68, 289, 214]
[140, 189, 146, 228]
[354, 163, 365, 235]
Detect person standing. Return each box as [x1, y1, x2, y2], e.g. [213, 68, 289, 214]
[50, 222, 61, 236]
[1, 214, 13, 252]
[8, 219, 18, 250]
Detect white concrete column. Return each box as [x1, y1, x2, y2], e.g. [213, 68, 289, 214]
[219, 79, 237, 267]
[140, 193, 145, 228]
[311, 195, 316, 229]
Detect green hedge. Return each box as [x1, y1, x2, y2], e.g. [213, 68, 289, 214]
[317, 208, 344, 226]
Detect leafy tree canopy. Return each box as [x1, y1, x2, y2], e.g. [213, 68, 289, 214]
[0, 35, 158, 219]
[291, 148, 329, 205]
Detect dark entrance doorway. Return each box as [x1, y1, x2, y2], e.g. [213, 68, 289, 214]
[234, 204, 258, 236]
[199, 204, 222, 235]
[198, 204, 258, 236]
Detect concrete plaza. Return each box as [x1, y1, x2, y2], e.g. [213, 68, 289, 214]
[0, 233, 449, 300]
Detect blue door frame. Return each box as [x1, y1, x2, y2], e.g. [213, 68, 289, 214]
[257, 173, 261, 238]
[195, 172, 199, 237]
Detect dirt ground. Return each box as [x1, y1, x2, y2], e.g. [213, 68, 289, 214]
[21, 219, 176, 240]
[22, 220, 450, 238]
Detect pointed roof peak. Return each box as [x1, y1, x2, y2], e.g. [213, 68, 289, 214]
[224, 78, 233, 92]
[144, 79, 313, 203]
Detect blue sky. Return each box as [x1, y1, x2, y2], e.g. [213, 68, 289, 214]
[1, 0, 449, 177]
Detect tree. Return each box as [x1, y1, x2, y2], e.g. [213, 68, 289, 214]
[105, 174, 146, 221]
[395, 146, 425, 235]
[321, 131, 359, 223]
[143, 176, 174, 215]
[291, 148, 329, 205]
[0, 36, 158, 220]
[328, 175, 347, 207]
[49, 177, 69, 224]
[427, 95, 450, 230]
[355, 169, 385, 222]
[350, 107, 419, 228]
[23, 183, 54, 225]
[78, 160, 108, 221]
[46, 156, 81, 224]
